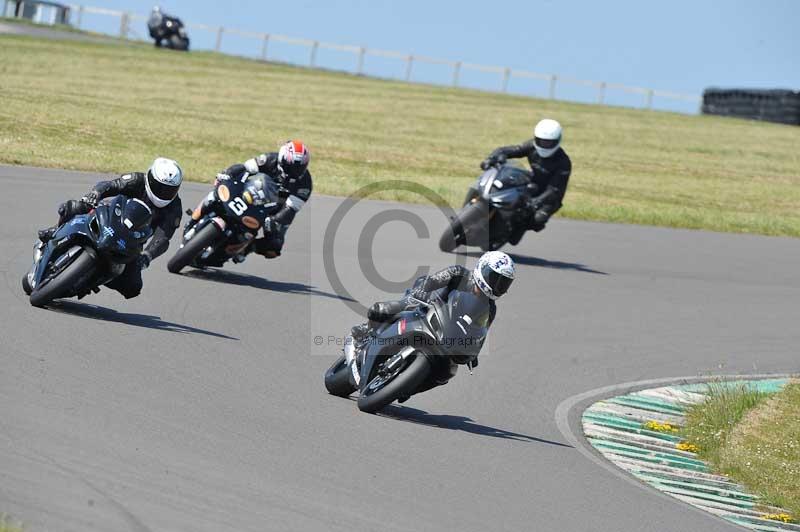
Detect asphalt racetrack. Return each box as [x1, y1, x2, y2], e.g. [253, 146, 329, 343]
[1, 165, 798, 532]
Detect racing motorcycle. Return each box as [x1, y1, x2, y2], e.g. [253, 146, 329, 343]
[439, 162, 533, 252]
[147, 8, 190, 51]
[167, 173, 279, 273]
[324, 290, 489, 413]
[22, 196, 153, 307]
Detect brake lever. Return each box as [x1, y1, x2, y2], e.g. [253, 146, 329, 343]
[406, 296, 430, 308]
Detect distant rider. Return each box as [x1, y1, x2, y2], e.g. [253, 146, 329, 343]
[482, 119, 571, 239]
[350, 251, 515, 394]
[37, 157, 184, 299]
[184, 140, 312, 261]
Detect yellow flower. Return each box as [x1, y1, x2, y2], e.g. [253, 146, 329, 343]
[762, 513, 795, 524]
[644, 420, 680, 433]
[676, 441, 701, 453]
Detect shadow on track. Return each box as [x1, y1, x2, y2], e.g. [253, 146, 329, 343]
[378, 405, 573, 447]
[48, 300, 238, 340]
[180, 268, 356, 302]
[455, 250, 607, 276]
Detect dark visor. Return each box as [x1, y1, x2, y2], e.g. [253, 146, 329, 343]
[534, 136, 560, 149]
[481, 264, 513, 296]
[147, 171, 180, 202]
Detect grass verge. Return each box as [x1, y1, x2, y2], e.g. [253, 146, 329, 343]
[1, 33, 799, 236]
[0, 514, 23, 532]
[683, 381, 800, 517]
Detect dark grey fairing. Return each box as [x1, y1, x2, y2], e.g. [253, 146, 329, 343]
[30, 195, 151, 297]
[451, 163, 533, 250]
[357, 290, 490, 400]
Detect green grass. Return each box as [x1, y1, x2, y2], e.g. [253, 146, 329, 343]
[1, 33, 799, 236]
[0, 514, 23, 532]
[683, 381, 800, 517]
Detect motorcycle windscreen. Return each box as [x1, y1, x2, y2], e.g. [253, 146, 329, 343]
[94, 197, 146, 261]
[495, 165, 532, 187]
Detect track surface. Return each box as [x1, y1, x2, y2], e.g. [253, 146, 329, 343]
[1, 165, 798, 532]
[0, 21, 120, 43]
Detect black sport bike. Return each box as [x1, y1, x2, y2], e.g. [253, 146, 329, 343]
[439, 162, 533, 252]
[23, 196, 153, 307]
[324, 290, 489, 413]
[147, 9, 190, 51]
[167, 173, 279, 273]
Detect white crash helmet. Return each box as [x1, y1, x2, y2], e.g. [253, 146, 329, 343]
[473, 251, 515, 300]
[145, 157, 183, 208]
[533, 119, 562, 158]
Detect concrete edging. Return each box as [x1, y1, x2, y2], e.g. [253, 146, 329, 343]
[579, 378, 796, 531]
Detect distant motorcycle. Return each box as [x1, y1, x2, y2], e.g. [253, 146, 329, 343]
[324, 290, 488, 413]
[23, 196, 153, 307]
[147, 8, 190, 51]
[439, 162, 533, 252]
[167, 173, 279, 273]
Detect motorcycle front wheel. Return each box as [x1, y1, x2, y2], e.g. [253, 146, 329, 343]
[29, 249, 95, 307]
[357, 354, 431, 413]
[168, 223, 222, 273]
[324, 355, 357, 397]
[439, 201, 489, 252]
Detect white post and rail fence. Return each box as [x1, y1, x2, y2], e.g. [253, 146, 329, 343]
[2, 1, 701, 112]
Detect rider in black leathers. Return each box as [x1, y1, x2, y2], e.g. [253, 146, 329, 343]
[185, 140, 312, 260]
[37, 158, 184, 299]
[482, 119, 571, 241]
[350, 251, 515, 392]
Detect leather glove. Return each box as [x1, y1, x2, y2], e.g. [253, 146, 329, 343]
[479, 159, 493, 171]
[81, 190, 99, 206]
[527, 197, 542, 212]
[136, 253, 151, 270]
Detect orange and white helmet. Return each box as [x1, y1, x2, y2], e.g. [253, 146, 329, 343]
[277, 140, 310, 181]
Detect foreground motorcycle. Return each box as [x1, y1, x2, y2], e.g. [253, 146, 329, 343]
[147, 9, 190, 51]
[23, 196, 153, 307]
[439, 163, 533, 252]
[324, 290, 488, 413]
[167, 173, 279, 273]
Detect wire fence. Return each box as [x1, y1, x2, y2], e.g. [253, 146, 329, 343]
[4, 2, 702, 113]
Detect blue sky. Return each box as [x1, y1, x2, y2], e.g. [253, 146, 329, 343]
[73, 0, 799, 114]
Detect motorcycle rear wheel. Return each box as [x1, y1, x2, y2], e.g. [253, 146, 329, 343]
[168, 223, 222, 274]
[29, 249, 95, 307]
[324, 355, 357, 397]
[357, 354, 431, 413]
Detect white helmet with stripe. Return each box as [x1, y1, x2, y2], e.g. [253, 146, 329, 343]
[473, 251, 515, 300]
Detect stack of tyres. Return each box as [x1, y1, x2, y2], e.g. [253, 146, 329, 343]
[702, 89, 800, 125]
